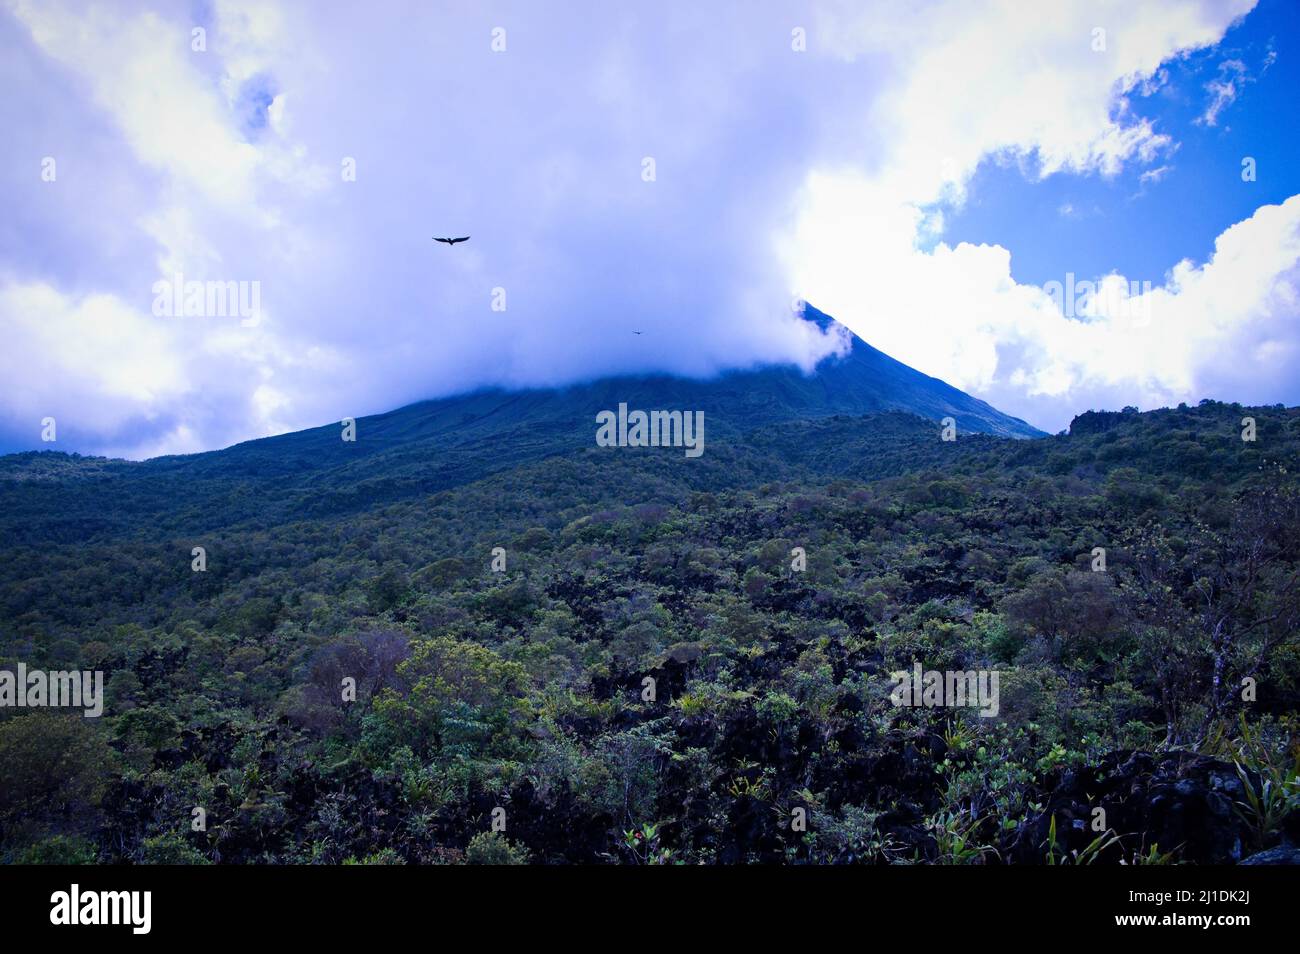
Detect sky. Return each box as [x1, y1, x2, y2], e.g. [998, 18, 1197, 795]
[1, 0, 1298, 457]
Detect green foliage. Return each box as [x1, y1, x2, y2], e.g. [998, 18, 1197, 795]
[140, 832, 210, 865]
[370, 637, 528, 759]
[2, 401, 1298, 863]
[0, 713, 115, 854]
[12, 834, 98, 865]
[928, 810, 997, 865]
[465, 831, 530, 865]
[1044, 815, 1121, 865]
[1208, 715, 1300, 849]
[343, 848, 406, 865]
[621, 822, 675, 864]
[806, 804, 901, 864]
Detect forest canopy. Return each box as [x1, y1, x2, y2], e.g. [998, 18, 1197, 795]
[1, 401, 1297, 864]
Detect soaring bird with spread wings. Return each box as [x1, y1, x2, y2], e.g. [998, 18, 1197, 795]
[433, 236, 470, 246]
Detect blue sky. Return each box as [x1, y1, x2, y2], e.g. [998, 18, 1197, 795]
[1, 0, 1298, 457]
[943, 0, 1300, 289]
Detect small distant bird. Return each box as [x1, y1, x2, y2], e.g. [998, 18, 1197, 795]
[632, 331, 643, 335]
[433, 236, 470, 246]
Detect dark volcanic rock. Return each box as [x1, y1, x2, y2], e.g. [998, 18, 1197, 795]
[1239, 846, 1300, 865]
[1011, 750, 1274, 865]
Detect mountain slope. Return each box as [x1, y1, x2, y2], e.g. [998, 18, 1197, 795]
[1, 397, 1296, 866]
[158, 303, 1040, 475]
[0, 305, 1043, 541]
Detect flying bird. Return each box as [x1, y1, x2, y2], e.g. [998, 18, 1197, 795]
[433, 236, 470, 246]
[632, 331, 643, 335]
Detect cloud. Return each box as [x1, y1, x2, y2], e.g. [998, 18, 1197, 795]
[787, 0, 1300, 431]
[0, 281, 194, 452]
[1197, 58, 1249, 127]
[10, 1, 254, 205]
[788, 183, 1300, 431]
[0, 0, 1292, 454]
[809, 0, 1255, 192]
[1139, 165, 1172, 186]
[2, 0, 854, 457]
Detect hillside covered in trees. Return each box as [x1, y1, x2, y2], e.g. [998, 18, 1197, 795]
[1, 400, 1298, 864]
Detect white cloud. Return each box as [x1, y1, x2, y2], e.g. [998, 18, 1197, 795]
[787, 0, 1300, 430]
[4, 0, 863, 457]
[789, 180, 1300, 428]
[810, 0, 1254, 196]
[0, 281, 190, 433]
[1139, 164, 1172, 185]
[9, 1, 258, 205]
[1198, 58, 1248, 126]
[1, 0, 1292, 455]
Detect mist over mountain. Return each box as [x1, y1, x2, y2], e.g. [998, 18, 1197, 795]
[0, 305, 1041, 538]
[4, 0, 1300, 891]
[197, 301, 1037, 463]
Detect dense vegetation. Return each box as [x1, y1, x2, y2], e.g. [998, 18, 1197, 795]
[1, 399, 1297, 864]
